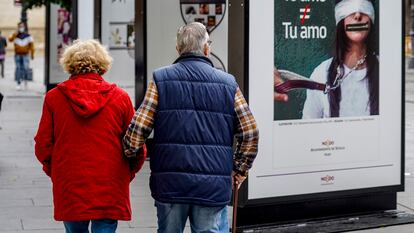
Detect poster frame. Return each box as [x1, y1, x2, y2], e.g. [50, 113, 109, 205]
[234, 0, 405, 209]
[135, 0, 147, 107]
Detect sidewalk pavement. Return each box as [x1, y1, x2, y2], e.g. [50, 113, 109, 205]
[0, 55, 414, 232]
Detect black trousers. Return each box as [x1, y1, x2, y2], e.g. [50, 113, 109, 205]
[0, 59, 4, 77]
[0, 91, 3, 111]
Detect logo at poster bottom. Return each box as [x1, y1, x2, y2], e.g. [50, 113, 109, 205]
[321, 175, 335, 185]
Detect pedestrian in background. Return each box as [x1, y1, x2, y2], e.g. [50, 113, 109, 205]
[123, 22, 259, 233]
[9, 22, 34, 90]
[0, 30, 7, 78]
[34, 39, 146, 233]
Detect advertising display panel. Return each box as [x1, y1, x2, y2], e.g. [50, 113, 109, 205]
[247, 0, 403, 201]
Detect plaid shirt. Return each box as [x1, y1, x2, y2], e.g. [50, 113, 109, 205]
[123, 81, 259, 174]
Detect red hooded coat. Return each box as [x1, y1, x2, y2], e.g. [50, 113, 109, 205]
[34, 73, 145, 221]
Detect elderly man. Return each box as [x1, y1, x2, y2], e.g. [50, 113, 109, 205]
[123, 22, 259, 233]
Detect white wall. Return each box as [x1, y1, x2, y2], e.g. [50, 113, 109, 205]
[77, 0, 94, 40]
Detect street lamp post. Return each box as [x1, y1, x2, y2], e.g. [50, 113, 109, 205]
[410, 0, 414, 68]
[20, 0, 28, 32]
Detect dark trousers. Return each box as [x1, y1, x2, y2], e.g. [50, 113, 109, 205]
[0, 91, 3, 111]
[0, 59, 4, 78]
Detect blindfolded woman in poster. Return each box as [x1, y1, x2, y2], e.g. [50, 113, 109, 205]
[301, 0, 379, 118]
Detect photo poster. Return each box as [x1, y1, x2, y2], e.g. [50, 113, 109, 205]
[247, 0, 402, 200]
[108, 23, 135, 50]
[101, 0, 135, 103]
[57, 8, 73, 63]
[274, 0, 379, 120]
[49, 4, 75, 84]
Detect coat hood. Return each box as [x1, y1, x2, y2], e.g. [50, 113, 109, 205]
[57, 73, 116, 118]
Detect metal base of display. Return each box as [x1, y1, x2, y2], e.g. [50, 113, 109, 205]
[236, 210, 414, 233]
[235, 192, 398, 231]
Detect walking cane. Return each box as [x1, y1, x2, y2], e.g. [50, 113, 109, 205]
[232, 177, 239, 233]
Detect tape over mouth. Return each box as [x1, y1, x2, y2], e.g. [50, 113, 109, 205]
[345, 22, 369, 31]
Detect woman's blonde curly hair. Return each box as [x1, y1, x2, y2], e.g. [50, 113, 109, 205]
[60, 39, 113, 75]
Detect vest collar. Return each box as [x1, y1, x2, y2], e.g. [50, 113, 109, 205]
[173, 53, 214, 67]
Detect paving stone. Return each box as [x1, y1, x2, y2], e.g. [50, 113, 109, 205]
[21, 218, 63, 231]
[0, 188, 52, 200]
[0, 199, 33, 208]
[0, 230, 61, 233]
[31, 197, 52, 207]
[0, 206, 54, 219]
[0, 218, 23, 231]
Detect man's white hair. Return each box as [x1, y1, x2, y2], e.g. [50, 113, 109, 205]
[176, 22, 209, 55]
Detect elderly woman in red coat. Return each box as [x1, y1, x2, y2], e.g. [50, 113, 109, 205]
[34, 39, 146, 233]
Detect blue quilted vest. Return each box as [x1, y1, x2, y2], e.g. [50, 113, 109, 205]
[151, 54, 237, 206]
